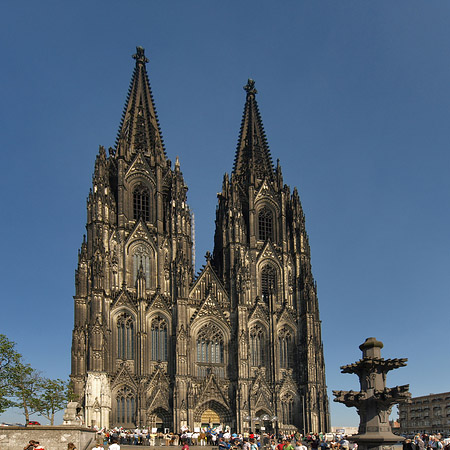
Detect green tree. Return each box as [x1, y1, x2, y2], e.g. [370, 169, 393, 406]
[35, 378, 69, 425]
[0, 334, 21, 413]
[0, 335, 72, 425]
[9, 362, 42, 425]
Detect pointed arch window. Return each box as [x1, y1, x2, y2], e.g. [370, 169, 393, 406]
[116, 386, 136, 425]
[196, 323, 224, 364]
[151, 316, 168, 361]
[258, 207, 273, 241]
[117, 312, 135, 360]
[261, 264, 277, 303]
[132, 245, 151, 286]
[250, 325, 265, 367]
[281, 394, 294, 424]
[133, 184, 150, 222]
[278, 327, 293, 369]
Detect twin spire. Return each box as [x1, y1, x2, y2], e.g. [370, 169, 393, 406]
[116, 47, 166, 161]
[117, 47, 275, 183]
[233, 78, 275, 185]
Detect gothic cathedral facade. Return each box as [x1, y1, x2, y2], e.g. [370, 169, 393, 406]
[71, 47, 330, 434]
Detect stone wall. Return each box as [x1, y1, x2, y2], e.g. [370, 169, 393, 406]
[0, 426, 97, 450]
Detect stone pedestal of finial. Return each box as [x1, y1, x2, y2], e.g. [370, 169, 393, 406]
[333, 337, 411, 450]
[62, 402, 83, 425]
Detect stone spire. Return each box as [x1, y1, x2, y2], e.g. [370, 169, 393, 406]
[116, 46, 166, 161]
[233, 79, 275, 186]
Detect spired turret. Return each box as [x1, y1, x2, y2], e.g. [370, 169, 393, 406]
[333, 338, 411, 450]
[71, 46, 194, 429]
[213, 79, 330, 434]
[71, 51, 329, 433]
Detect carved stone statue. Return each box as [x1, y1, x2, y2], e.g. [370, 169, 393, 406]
[63, 402, 84, 426]
[333, 337, 411, 450]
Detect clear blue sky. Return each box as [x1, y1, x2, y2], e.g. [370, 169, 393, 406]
[1, 0, 449, 427]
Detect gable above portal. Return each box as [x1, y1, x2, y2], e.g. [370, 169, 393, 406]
[256, 240, 281, 265]
[111, 290, 137, 313]
[190, 261, 229, 306]
[125, 220, 156, 251]
[125, 151, 155, 184]
[190, 293, 230, 327]
[255, 178, 277, 202]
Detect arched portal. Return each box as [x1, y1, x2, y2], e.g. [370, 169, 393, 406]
[194, 400, 233, 430]
[255, 409, 274, 434]
[201, 409, 221, 427]
[146, 407, 172, 432]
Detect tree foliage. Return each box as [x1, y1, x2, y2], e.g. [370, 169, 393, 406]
[9, 362, 42, 424]
[0, 334, 21, 413]
[34, 378, 69, 425]
[0, 335, 72, 424]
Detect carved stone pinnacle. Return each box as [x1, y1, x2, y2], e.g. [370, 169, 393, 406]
[244, 78, 257, 96]
[133, 46, 149, 65]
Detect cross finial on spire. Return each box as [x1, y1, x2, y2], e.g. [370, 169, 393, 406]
[244, 78, 257, 96]
[132, 46, 149, 65]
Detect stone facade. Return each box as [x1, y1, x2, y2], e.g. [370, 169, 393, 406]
[70, 47, 329, 434]
[399, 392, 450, 435]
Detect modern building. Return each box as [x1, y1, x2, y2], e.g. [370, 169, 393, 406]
[70, 47, 329, 434]
[399, 392, 450, 435]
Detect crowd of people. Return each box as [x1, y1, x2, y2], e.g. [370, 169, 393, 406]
[23, 441, 78, 450]
[91, 429, 356, 450]
[403, 434, 450, 450]
[22, 429, 450, 450]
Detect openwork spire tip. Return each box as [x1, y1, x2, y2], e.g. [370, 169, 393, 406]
[133, 46, 149, 65]
[244, 78, 257, 96]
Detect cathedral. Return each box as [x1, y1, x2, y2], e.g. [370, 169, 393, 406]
[70, 47, 330, 434]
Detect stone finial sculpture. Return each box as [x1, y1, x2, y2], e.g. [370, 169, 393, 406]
[62, 402, 83, 426]
[333, 337, 411, 450]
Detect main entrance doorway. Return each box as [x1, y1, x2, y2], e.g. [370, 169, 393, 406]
[147, 407, 172, 432]
[201, 408, 221, 428]
[194, 400, 233, 431]
[254, 411, 273, 434]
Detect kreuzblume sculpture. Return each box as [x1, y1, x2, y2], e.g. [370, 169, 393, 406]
[333, 337, 411, 450]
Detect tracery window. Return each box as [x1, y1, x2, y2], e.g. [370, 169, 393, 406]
[133, 185, 150, 222]
[250, 325, 265, 367]
[196, 323, 224, 364]
[278, 327, 293, 369]
[117, 312, 135, 360]
[281, 394, 294, 424]
[132, 245, 150, 285]
[151, 316, 168, 361]
[258, 207, 273, 241]
[116, 386, 136, 425]
[261, 264, 277, 302]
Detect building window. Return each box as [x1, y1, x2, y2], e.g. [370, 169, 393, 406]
[282, 394, 294, 424]
[196, 323, 224, 364]
[261, 264, 277, 302]
[133, 185, 150, 222]
[278, 328, 293, 369]
[196, 366, 224, 379]
[258, 207, 273, 242]
[117, 312, 135, 360]
[132, 245, 151, 285]
[151, 316, 168, 361]
[250, 325, 265, 367]
[116, 386, 135, 425]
